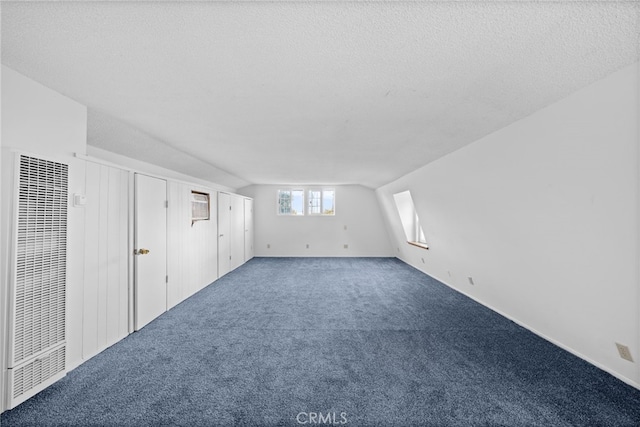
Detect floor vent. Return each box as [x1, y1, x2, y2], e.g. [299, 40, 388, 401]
[8, 155, 68, 409]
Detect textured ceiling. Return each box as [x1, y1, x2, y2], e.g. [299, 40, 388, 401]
[2, 1, 639, 189]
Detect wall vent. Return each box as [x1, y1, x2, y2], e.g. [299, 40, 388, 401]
[12, 345, 66, 400]
[8, 155, 68, 408]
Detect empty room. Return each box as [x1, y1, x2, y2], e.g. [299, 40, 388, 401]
[1, 1, 640, 426]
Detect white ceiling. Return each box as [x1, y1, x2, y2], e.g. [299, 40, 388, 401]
[2, 1, 639, 189]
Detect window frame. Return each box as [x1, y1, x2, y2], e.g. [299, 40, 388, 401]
[307, 188, 335, 216]
[277, 189, 305, 216]
[393, 190, 428, 250]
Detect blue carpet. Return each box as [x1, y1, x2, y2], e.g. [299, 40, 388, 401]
[2, 257, 640, 426]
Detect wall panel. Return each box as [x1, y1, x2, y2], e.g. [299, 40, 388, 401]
[167, 183, 219, 310]
[82, 162, 129, 360]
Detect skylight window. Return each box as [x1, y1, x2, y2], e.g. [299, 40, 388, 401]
[393, 190, 428, 249]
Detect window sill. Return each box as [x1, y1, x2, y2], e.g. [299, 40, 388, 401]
[407, 241, 429, 250]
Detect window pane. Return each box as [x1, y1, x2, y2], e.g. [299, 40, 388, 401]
[278, 190, 291, 215]
[309, 190, 321, 214]
[322, 190, 335, 215]
[291, 190, 304, 215]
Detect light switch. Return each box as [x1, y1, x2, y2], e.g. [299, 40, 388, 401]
[73, 193, 87, 207]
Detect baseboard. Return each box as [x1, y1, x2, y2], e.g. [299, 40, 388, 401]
[397, 257, 640, 391]
[253, 254, 395, 258]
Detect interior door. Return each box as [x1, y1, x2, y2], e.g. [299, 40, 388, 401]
[244, 198, 254, 262]
[230, 195, 245, 271]
[218, 192, 231, 278]
[134, 174, 167, 330]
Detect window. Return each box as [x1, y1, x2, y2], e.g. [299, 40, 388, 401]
[278, 188, 335, 215]
[308, 189, 335, 215]
[393, 190, 428, 249]
[191, 191, 210, 222]
[278, 189, 305, 215]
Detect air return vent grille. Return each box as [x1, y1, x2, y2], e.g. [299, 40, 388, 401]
[12, 345, 66, 399]
[13, 155, 68, 364]
[8, 155, 68, 408]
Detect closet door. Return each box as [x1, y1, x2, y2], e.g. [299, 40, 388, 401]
[134, 174, 167, 330]
[230, 195, 245, 271]
[217, 192, 231, 278]
[244, 198, 254, 262]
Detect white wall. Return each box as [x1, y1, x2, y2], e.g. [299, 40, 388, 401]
[240, 184, 392, 257]
[376, 62, 640, 388]
[1, 65, 88, 411]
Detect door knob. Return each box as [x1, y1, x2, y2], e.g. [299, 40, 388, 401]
[135, 248, 150, 255]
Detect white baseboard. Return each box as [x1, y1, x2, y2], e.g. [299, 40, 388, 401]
[398, 257, 640, 391]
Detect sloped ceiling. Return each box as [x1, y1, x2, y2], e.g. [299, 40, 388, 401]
[2, 1, 639, 189]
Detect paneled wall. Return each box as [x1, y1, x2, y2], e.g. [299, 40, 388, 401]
[82, 162, 130, 360]
[167, 182, 219, 310]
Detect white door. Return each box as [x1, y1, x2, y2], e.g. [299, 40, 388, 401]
[134, 174, 167, 330]
[218, 192, 231, 277]
[230, 195, 245, 271]
[244, 198, 254, 262]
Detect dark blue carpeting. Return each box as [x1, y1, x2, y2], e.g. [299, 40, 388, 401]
[2, 257, 640, 426]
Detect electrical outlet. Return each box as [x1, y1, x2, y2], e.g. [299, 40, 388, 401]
[468, 277, 475, 285]
[306, 244, 309, 249]
[616, 343, 634, 362]
[267, 244, 271, 249]
[344, 244, 349, 249]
